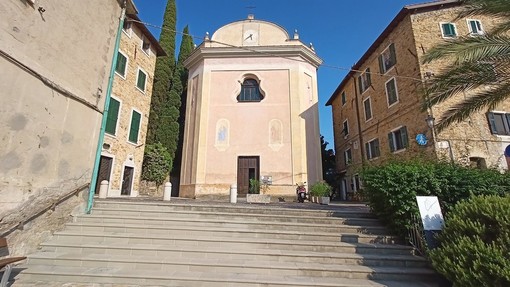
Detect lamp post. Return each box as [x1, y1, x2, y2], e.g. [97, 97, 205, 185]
[425, 114, 436, 146]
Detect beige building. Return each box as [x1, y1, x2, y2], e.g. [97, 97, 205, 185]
[0, 1, 131, 215]
[181, 15, 323, 198]
[326, 0, 510, 199]
[96, 15, 165, 197]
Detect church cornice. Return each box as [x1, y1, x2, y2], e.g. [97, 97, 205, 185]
[184, 44, 323, 69]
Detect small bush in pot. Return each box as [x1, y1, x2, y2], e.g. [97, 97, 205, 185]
[310, 181, 332, 204]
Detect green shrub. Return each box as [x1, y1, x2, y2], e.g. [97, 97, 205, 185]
[429, 195, 510, 287]
[309, 181, 332, 197]
[141, 143, 172, 187]
[361, 159, 509, 238]
[249, 179, 260, 194]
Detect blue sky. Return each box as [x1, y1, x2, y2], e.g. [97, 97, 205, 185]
[133, 0, 420, 150]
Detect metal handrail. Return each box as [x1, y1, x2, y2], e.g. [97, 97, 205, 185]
[0, 183, 90, 237]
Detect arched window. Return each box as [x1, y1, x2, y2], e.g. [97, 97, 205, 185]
[237, 79, 263, 102]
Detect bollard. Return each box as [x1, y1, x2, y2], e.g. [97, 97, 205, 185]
[230, 184, 237, 204]
[163, 182, 172, 201]
[99, 180, 108, 199]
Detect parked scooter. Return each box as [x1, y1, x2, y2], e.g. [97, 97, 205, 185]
[296, 182, 307, 203]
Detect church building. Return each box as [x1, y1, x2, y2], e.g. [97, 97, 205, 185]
[181, 15, 323, 198]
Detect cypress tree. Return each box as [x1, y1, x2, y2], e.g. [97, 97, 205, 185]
[171, 26, 194, 185]
[145, 0, 177, 163]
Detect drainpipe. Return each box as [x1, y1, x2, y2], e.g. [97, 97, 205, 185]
[86, 1, 127, 213]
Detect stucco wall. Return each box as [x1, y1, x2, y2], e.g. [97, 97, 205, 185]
[182, 55, 321, 197]
[0, 0, 121, 251]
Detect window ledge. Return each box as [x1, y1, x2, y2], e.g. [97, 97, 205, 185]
[392, 148, 407, 154]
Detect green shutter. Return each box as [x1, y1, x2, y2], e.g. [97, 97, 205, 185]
[374, 139, 380, 157]
[378, 55, 384, 73]
[366, 68, 371, 86]
[128, 111, 141, 143]
[389, 43, 397, 66]
[487, 112, 498, 134]
[401, 126, 409, 148]
[442, 23, 456, 37]
[137, 70, 147, 91]
[105, 98, 120, 135]
[358, 76, 363, 94]
[506, 114, 510, 134]
[115, 52, 127, 76]
[388, 132, 395, 152]
[365, 142, 370, 160]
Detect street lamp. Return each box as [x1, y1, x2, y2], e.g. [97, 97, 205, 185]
[426, 115, 435, 129]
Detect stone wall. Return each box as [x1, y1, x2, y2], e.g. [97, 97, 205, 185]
[412, 7, 510, 170]
[330, 4, 509, 196]
[102, 20, 158, 197]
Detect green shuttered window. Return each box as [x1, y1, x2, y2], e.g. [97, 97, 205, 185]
[115, 52, 127, 77]
[137, 69, 147, 92]
[105, 98, 120, 135]
[388, 126, 408, 152]
[441, 23, 457, 38]
[128, 110, 141, 143]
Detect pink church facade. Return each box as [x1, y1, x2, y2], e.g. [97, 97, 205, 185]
[180, 15, 323, 198]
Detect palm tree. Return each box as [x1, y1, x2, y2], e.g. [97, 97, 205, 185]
[422, 0, 510, 131]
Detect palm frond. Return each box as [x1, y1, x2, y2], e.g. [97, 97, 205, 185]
[458, 0, 510, 20]
[424, 60, 509, 108]
[435, 83, 510, 132]
[422, 35, 510, 64]
[492, 21, 510, 35]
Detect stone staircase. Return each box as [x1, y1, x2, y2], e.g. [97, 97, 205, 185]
[12, 199, 443, 287]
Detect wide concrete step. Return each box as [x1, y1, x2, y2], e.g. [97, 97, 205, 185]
[64, 221, 398, 244]
[29, 244, 428, 268]
[17, 264, 440, 287]
[42, 233, 416, 256]
[74, 214, 390, 235]
[26, 252, 435, 281]
[93, 200, 376, 218]
[91, 207, 382, 226]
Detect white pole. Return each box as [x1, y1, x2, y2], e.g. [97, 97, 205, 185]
[163, 182, 172, 201]
[230, 184, 237, 203]
[98, 180, 108, 199]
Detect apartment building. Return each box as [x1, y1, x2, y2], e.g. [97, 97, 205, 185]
[326, 0, 510, 199]
[97, 15, 165, 197]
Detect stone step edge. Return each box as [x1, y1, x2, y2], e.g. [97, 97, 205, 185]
[81, 213, 385, 229]
[66, 222, 390, 236]
[18, 264, 430, 287]
[93, 200, 373, 217]
[41, 242, 416, 261]
[28, 252, 431, 273]
[50, 230, 410, 250]
[91, 207, 378, 221]
[70, 219, 390, 236]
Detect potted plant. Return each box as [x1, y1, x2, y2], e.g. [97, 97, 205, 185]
[310, 181, 332, 205]
[246, 179, 271, 203]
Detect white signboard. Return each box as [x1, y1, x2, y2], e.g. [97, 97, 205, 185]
[416, 196, 444, 231]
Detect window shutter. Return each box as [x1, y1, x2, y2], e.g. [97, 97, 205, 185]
[487, 112, 498, 134]
[506, 114, 510, 134]
[388, 132, 395, 152]
[358, 76, 363, 94]
[115, 53, 126, 75]
[374, 139, 380, 157]
[137, 71, 146, 91]
[105, 98, 120, 135]
[470, 21, 477, 33]
[389, 43, 397, 65]
[365, 142, 370, 159]
[366, 68, 371, 86]
[401, 126, 409, 148]
[129, 111, 141, 143]
[378, 55, 384, 74]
